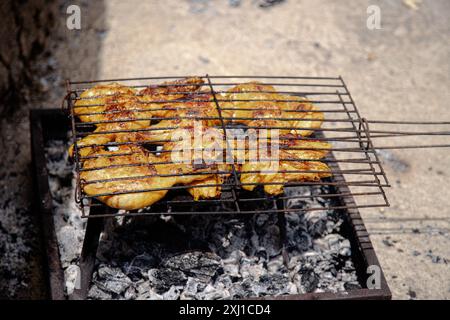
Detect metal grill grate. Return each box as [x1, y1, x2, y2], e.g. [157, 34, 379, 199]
[64, 75, 395, 218]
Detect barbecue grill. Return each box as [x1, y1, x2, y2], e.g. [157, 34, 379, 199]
[33, 75, 447, 300]
[63, 75, 392, 218]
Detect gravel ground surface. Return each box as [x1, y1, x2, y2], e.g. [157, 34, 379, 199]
[0, 0, 448, 299]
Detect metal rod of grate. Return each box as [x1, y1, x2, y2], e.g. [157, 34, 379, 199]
[64, 75, 449, 218]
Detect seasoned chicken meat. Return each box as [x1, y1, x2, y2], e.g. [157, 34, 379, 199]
[80, 145, 217, 210]
[220, 82, 324, 137]
[240, 139, 332, 195]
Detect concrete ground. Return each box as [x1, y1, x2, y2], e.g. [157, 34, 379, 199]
[1, 0, 448, 299]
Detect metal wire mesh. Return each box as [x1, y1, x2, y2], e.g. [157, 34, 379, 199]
[64, 75, 394, 218]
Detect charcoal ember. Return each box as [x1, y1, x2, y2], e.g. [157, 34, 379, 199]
[95, 266, 132, 295]
[258, 273, 291, 295]
[256, 224, 281, 257]
[339, 239, 351, 257]
[47, 139, 364, 300]
[288, 229, 312, 253]
[222, 250, 243, 278]
[162, 251, 221, 283]
[148, 268, 187, 293]
[228, 277, 259, 298]
[124, 286, 137, 300]
[135, 280, 163, 300]
[196, 283, 230, 300]
[123, 253, 157, 281]
[239, 256, 266, 280]
[57, 225, 82, 266]
[208, 219, 249, 256]
[298, 269, 320, 293]
[255, 213, 270, 227]
[344, 281, 361, 291]
[267, 255, 286, 274]
[87, 284, 112, 300]
[180, 277, 201, 300]
[64, 264, 80, 296]
[163, 285, 183, 300]
[304, 211, 328, 237]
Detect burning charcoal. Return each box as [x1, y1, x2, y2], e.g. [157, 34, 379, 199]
[298, 269, 320, 293]
[161, 251, 221, 283]
[222, 250, 243, 278]
[123, 286, 137, 300]
[339, 240, 351, 257]
[344, 282, 361, 291]
[47, 139, 365, 300]
[135, 281, 163, 300]
[239, 256, 266, 280]
[304, 211, 328, 237]
[259, 273, 291, 295]
[196, 283, 230, 300]
[95, 266, 132, 295]
[228, 277, 259, 298]
[163, 285, 183, 300]
[87, 284, 113, 300]
[289, 230, 312, 253]
[148, 268, 187, 293]
[123, 253, 157, 281]
[268, 255, 286, 274]
[180, 277, 201, 300]
[257, 224, 281, 257]
[57, 225, 81, 266]
[64, 264, 80, 296]
[255, 214, 270, 227]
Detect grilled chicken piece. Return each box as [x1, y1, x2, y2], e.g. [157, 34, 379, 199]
[70, 77, 205, 157]
[80, 145, 217, 210]
[73, 83, 136, 123]
[137, 93, 221, 144]
[71, 93, 153, 157]
[158, 127, 231, 200]
[240, 139, 332, 195]
[221, 82, 324, 137]
[139, 77, 205, 117]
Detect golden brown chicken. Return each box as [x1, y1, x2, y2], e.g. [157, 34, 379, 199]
[220, 82, 324, 137]
[135, 93, 221, 144]
[239, 138, 332, 195]
[71, 93, 154, 157]
[70, 77, 205, 157]
[139, 76, 205, 116]
[158, 126, 231, 200]
[80, 145, 218, 210]
[72, 83, 136, 123]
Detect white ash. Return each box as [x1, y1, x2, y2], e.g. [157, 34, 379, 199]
[45, 139, 361, 299]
